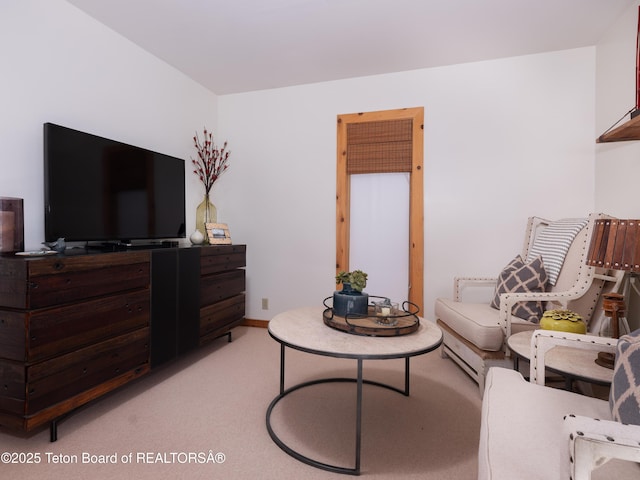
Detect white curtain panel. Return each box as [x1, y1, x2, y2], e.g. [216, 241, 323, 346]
[349, 172, 410, 305]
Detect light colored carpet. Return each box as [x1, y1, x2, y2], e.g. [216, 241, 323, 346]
[0, 326, 481, 479]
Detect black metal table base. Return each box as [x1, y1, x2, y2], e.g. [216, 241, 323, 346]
[265, 344, 410, 475]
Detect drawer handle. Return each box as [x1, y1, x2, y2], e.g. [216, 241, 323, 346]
[53, 262, 64, 271]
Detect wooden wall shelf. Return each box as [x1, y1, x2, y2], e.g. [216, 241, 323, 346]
[597, 113, 640, 143]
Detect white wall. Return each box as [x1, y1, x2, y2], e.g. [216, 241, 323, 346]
[595, 0, 640, 217]
[0, 0, 217, 250]
[219, 48, 597, 321]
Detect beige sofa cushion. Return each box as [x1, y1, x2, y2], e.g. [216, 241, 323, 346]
[435, 298, 536, 351]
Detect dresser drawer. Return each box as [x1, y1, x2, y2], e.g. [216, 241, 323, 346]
[27, 289, 150, 363]
[0, 252, 150, 310]
[25, 327, 149, 414]
[27, 259, 149, 309]
[200, 294, 245, 343]
[200, 245, 246, 276]
[200, 269, 246, 307]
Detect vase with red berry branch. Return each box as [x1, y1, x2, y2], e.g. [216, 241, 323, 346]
[191, 128, 230, 242]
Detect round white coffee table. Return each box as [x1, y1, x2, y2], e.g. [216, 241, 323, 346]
[266, 306, 443, 475]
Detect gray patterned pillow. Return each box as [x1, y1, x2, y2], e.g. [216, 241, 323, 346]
[490, 255, 548, 323]
[610, 329, 640, 425]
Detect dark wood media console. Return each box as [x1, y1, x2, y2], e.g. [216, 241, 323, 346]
[0, 244, 246, 439]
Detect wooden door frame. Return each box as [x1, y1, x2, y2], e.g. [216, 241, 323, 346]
[336, 107, 424, 312]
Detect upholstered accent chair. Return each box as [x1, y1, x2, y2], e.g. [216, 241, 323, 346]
[478, 329, 640, 480]
[435, 213, 624, 393]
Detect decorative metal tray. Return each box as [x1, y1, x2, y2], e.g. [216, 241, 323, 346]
[322, 296, 420, 337]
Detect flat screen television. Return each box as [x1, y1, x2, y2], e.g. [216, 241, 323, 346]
[44, 122, 186, 244]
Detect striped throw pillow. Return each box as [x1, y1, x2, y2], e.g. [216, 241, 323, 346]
[526, 218, 587, 286]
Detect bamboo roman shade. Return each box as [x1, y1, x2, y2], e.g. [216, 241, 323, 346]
[346, 118, 413, 174]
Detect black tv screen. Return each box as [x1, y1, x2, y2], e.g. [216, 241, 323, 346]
[44, 122, 186, 243]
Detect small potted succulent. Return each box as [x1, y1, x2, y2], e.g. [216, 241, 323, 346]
[333, 270, 369, 317]
[335, 270, 368, 294]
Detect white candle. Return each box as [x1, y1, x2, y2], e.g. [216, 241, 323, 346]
[380, 306, 390, 316]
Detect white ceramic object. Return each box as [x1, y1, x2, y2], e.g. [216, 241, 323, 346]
[189, 229, 204, 245]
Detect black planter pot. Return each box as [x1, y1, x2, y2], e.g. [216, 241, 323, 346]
[333, 283, 369, 317]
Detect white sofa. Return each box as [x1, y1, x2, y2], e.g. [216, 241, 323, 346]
[478, 330, 640, 480]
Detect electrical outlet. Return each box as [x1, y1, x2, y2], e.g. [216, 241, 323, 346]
[261, 298, 269, 310]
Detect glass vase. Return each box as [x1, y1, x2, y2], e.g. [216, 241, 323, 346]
[195, 194, 217, 243]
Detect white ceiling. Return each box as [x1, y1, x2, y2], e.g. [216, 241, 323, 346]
[66, 0, 635, 95]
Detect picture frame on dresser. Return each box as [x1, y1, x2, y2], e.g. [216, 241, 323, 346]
[206, 223, 232, 244]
